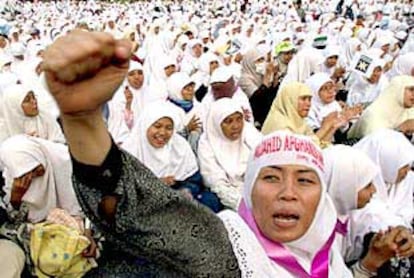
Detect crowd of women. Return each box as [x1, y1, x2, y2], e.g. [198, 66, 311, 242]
[1, 0, 414, 277]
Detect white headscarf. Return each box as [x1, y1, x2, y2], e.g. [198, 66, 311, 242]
[122, 102, 197, 181]
[225, 130, 349, 276]
[348, 129, 414, 258]
[166, 71, 204, 126]
[0, 135, 82, 223]
[198, 97, 262, 190]
[348, 75, 414, 138]
[282, 47, 324, 85]
[0, 84, 65, 144]
[387, 53, 414, 79]
[353, 129, 414, 201]
[323, 145, 379, 216]
[306, 73, 342, 130]
[192, 52, 219, 90]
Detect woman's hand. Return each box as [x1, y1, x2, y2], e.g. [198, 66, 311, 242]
[187, 116, 202, 133]
[124, 86, 133, 111]
[161, 176, 176, 187]
[10, 172, 33, 209]
[362, 230, 399, 272]
[397, 119, 414, 134]
[393, 226, 414, 258]
[82, 229, 98, 258]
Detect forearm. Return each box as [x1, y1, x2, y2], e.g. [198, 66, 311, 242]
[61, 109, 111, 166]
[315, 124, 335, 142]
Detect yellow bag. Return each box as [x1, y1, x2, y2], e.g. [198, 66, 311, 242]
[30, 222, 93, 278]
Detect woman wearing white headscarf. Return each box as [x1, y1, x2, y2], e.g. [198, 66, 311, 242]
[323, 144, 414, 276]
[218, 131, 353, 277]
[306, 73, 360, 142]
[352, 129, 414, 229]
[192, 51, 219, 101]
[0, 135, 82, 223]
[281, 47, 324, 85]
[347, 129, 414, 276]
[344, 38, 363, 68]
[386, 53, 414, 79]
[0, 84, 65, 145]
[166, 72, 204, 152]
[147, 55, 176, 102]
[109, 61, 149, 129]
[198, 98, 262, 210]
[180, 39, 203, 76]
[346, 53, 388, 107]
[122, 102, 221, 212]
[347, 75, 414, 139]
[324, 146, 378, 260]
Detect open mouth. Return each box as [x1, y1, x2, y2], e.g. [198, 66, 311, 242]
[273, 212, 300, 226]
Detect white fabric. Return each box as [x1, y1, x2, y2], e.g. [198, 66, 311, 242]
[192, 52, 219, 91]
[198, 98, 262, 209]
[305, 73, 342, 130]
[348, 129, 414, 258]
[0, 135, 82, 223]
[0, 84, 65, 144]
[348, 75, 414, 138]
[219, 210, 352, 277]
[220, 130, 351, 277]
[166, 72, 204, 127]
[323, 145, 379, 216]
[201, 85, 254, 124]
[282, 47, 324, 85]
[387, 53, 414, 79]
[122, 102, 197, 180]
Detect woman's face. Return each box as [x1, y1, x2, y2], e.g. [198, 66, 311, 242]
[396, 164, 410, 184]
[181, 82, 195, 101]
[280, 51, 294, 64]
[403, 86, 414, 108]
[381, 44, 390, 54]
[325, 55, 338, 68]
[220, 112, 244, 141]
[146, 117, 174, 148]
[209, 60, 219, 75]
[127, 69, 144, 89]
[297, 95, 312, 117]
[164, 64, 176, 78]
[21, 91, 39, 117]
[192, 43, 203, 58]
[252, 165, 321, 243]
[357, 182, 376, 209]
[318, 81, 336, 104]
[368, 66, 382, 84]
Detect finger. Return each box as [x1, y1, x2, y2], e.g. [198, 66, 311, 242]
[398, 245, 414, 258]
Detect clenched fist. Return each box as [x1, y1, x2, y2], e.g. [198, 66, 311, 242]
[42, 29, 132, 115]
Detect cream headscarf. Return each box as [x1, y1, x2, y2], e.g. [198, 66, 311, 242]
[122, 102, 197, 181]
[262, 82, 316, 138]
[348, 75, 414, 138]
[0, 135, 82, 223]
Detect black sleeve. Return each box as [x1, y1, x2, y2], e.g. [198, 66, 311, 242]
[71, 139, 122, 195]
[249, 85, 278, 127]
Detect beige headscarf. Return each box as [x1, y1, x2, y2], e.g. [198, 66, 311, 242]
[347, 75, 414, 138]
[262, 82, 317, 141]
